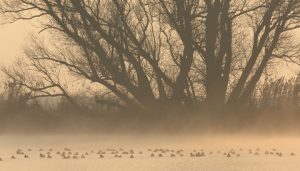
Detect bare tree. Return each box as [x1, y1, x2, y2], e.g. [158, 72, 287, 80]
[0, 0, 299, 113]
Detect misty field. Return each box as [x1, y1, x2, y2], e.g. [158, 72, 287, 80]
[0, 135, 299, 171]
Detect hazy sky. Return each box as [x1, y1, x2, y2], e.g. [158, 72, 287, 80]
[0, 20, 37, 66]
[0, 19, 298, 78]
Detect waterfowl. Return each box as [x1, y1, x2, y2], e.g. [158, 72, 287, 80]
[16, 149, 24, 154]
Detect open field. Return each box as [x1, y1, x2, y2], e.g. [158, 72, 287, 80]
[0, 134, 299, 171]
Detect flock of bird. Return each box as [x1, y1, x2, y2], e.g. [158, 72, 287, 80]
[0, 147, 296, 161]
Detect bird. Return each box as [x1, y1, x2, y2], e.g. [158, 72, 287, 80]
[63, 155, 70, 159]
[114, 154, 121, 158]
[99, 154, 104, 158]
[158, 153, 163, 157]
[11, 156, 16, 159]
[16, 149, 24, 155]
[150, 153, 155, 157]
[0, 158, 2, 161]
[227, 153, 231, 158]
[170, 154, 175, 157]
[24, 154, 29, 158]
[130, 155, 134, 158]
[40, 154, 46, 158]
[290, 152, 295, 156]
